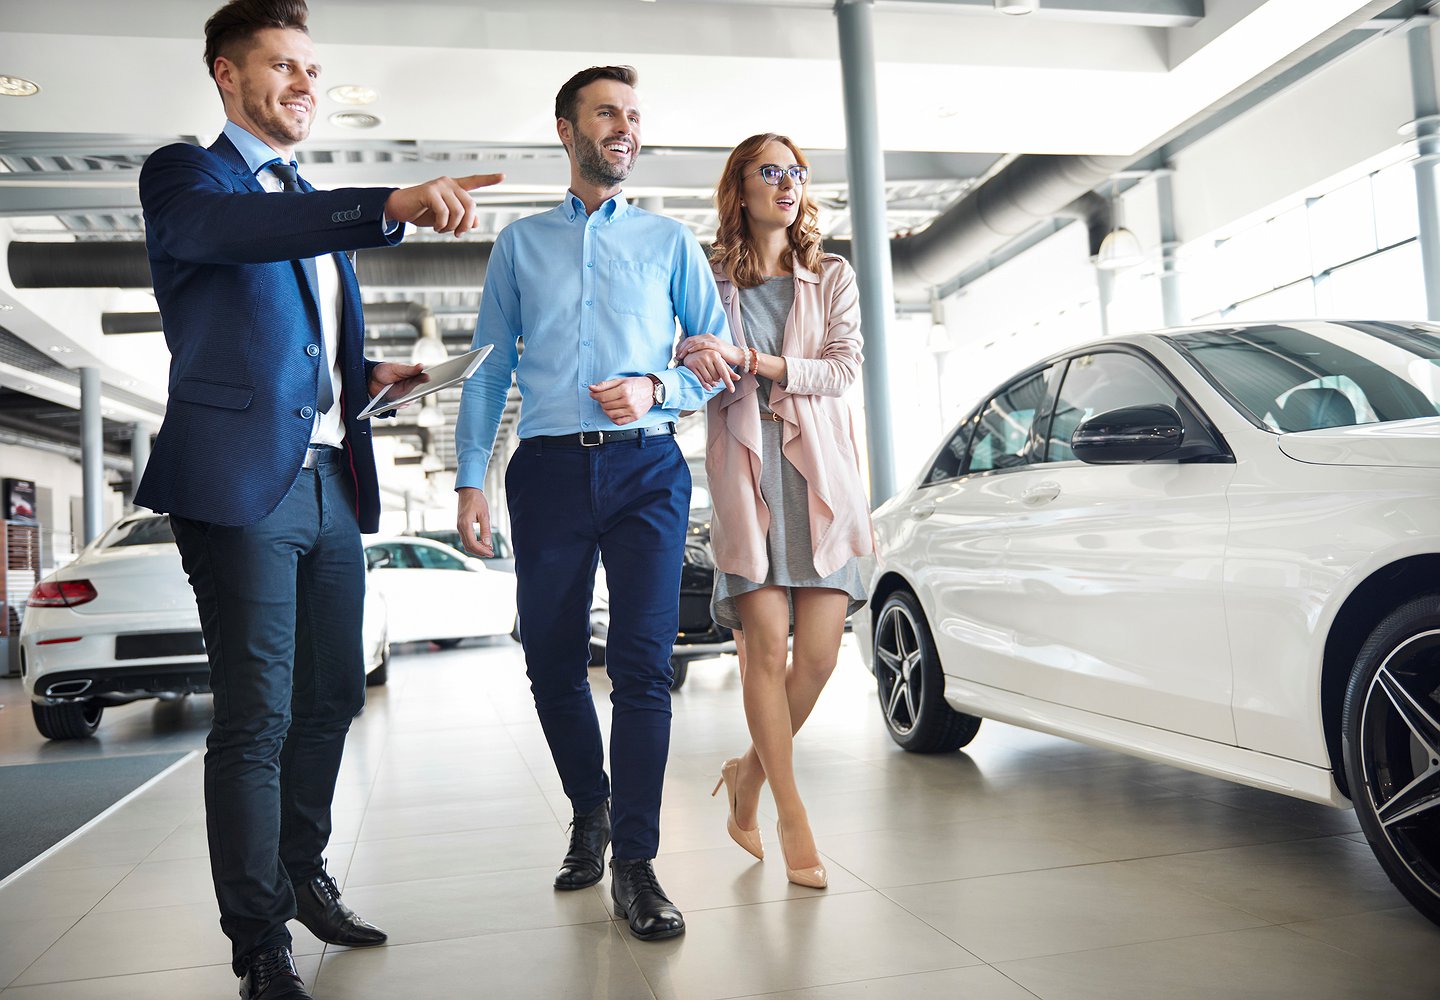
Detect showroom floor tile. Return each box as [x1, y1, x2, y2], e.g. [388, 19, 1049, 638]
[1, 636, 1437, 998]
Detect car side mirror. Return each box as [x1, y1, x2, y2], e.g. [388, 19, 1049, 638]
[1072, 404, 1185, 464]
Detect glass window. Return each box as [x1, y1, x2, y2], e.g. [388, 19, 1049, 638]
[923, 417, 974, 485]
[1373, 163, 1420, 249]
[1321, 242, 1426, 321]
[1310, 176, 1377, 273]
[365, 543, 415, 570]
[99, 516, 177, 548]
[1045, 353, 1184, 462]
[411, 543, 467, 571]
[966, 368, 1054, 473]
[1169, 323, 1440, 432]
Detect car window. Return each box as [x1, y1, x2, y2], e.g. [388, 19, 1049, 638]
[99, 516, 177, 548]
[366, 542, 415, 570]
[411, 543, 467, 571]
[1045, 352, 1184, 462]
[1170, 323, 1440, 432]
[966, 367, 1055, 473]
[923, 417, 974, 485]
[489, 530, 513, 560]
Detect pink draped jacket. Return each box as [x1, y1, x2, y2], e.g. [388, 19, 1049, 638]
[703, 254, 874, 582]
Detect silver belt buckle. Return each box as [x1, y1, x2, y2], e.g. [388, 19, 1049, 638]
[579, 430, 605, 448]
[302, 446, 322, 469]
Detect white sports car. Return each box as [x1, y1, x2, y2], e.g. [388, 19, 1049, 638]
[856, 320, 1440, 926]
[362, 535, 518, 647]
[21, 511, 389, 740]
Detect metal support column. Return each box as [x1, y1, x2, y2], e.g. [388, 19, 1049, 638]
[80, 367, 104, 544]
[129, 423, 150, 506]
[1409, 23, 1440, 321]
[836, 0, 898, 504]
[1096, 270, 1115, 338]
[1156, 171, 1184, 328]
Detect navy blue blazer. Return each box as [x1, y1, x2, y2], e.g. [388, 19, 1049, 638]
[135, 134, 401, 531]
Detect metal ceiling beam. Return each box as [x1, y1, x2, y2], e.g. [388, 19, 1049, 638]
[659, 0, 1202, 26]
[0, 149, 998, 218]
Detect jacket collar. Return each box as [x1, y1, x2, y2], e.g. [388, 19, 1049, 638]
[713, 259, 821, 288]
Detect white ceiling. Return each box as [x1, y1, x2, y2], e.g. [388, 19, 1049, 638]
[0, 0, 1396, 499]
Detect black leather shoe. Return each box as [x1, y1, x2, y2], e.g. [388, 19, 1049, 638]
[554, 800, 611, 890]
[610, 858, 685, 941]
[293, 868, 388, 947]
[239, 946, 311, 999]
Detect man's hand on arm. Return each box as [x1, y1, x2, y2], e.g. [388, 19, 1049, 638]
[588, 377, 654, 425]
[675, 334, 741, 392]
[383, 174, 505, 237]
[456, 488, 494, 558]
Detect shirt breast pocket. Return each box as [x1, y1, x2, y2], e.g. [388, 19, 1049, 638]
[606, 260, 671, 319]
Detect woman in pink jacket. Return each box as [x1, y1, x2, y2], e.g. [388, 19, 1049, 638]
[677, 133, 872, 889]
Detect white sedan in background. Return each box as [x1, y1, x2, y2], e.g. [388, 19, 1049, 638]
[362, 535, 518, 648]
[22, 512, 389, 740]
[857, 320, 1440, 928]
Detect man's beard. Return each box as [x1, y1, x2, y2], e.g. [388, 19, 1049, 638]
[574, 130, 631, 186]
[242, 90, 309, 149]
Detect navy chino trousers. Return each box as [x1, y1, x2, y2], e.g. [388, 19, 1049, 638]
[506, 430, 689, 860]
[171, 447, 366, 974]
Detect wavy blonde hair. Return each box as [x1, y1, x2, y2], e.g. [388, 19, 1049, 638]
[711, 133, 824, 289]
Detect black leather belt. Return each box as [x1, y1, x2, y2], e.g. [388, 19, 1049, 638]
[302, 445, 341, 468]
[523, 423, 676, 448]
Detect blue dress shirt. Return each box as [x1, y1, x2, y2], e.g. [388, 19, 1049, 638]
[455, 192, 732, 488]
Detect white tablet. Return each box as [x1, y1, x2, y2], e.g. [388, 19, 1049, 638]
[357, 344, 493, 419]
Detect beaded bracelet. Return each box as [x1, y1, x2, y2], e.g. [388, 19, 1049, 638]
[748, 347, 761, 376]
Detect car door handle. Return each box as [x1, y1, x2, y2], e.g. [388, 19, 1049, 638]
[909, 501, 937, 520]
[1021, 482, 1061, 506]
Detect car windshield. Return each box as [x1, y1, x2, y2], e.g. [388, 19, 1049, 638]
[1169, 323, 1440, 433]
[99, 516, 177, 548]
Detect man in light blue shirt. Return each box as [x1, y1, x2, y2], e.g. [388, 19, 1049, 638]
[454, 65, 730, 942]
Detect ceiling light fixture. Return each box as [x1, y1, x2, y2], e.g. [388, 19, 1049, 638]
[994, 0, 1039, 13]
[330, 111, 382, 130]
[0, 75, 40, 97]
[328, 84, 378, 106]
[1094, 179, 1145, 271]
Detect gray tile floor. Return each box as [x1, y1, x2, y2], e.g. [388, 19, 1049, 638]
[1, 637, 1437, 999]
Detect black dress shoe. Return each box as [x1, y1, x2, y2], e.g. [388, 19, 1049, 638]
[610, 858, 685, 941]
[555, 800, 611, 890]
[293, 868, 388, 947]
[239, 946, 311, 1000]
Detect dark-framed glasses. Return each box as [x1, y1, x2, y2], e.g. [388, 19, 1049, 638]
[753, 164, 809, 186]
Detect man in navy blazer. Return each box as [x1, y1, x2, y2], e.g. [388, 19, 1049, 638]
[135, 2, 501, 997]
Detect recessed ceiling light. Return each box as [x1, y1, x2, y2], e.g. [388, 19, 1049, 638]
[0, 76, 40, 97]
[330, 111, 382, 130]
[48, 344, 72, 353]
[0, 303, 14, 311]
[994, 0, 1038, 13]
[936, 105, 959, 119]
[328, 84, 378, 106]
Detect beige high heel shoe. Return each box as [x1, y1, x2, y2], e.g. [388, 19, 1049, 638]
[711, 758, 764, 860]
[776, 819, 827, 889]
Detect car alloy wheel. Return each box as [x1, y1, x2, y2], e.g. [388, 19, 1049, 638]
[1343, 594, 1440, 927]
[872, 590, 981, 754]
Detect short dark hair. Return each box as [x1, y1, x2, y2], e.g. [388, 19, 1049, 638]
[203, 0, 310, 79]
[554, 66, 638, 125]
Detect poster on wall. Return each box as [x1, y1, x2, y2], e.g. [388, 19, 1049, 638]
[4, 479, 37, 524]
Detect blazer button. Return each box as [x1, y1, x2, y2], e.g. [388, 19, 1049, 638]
[306, 344, 321, 357]
[300, 406, 314, 419]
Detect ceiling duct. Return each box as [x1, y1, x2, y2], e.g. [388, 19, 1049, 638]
[102, 301, 438, 336]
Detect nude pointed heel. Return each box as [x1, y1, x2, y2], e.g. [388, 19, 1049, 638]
[776, 819, 827, 889]
[712, 758, 764, 860]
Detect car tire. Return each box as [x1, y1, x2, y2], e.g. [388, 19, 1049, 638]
[670, 657, 689, 691]
[433, 639, 462, 650]
[366, 645, 390, 687]
[1342, 593, 1440, 927]
[872, 590, 981, 753]
[32, 700, 103, 740]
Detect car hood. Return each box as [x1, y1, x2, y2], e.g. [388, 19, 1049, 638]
[1277, 416, 1440, 468]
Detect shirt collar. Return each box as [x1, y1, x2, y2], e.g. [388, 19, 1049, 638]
[562, 190, 629, 224]
[222, 120, 294, 176]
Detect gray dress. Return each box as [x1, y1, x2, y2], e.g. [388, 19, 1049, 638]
[711, 276, 867, 632]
